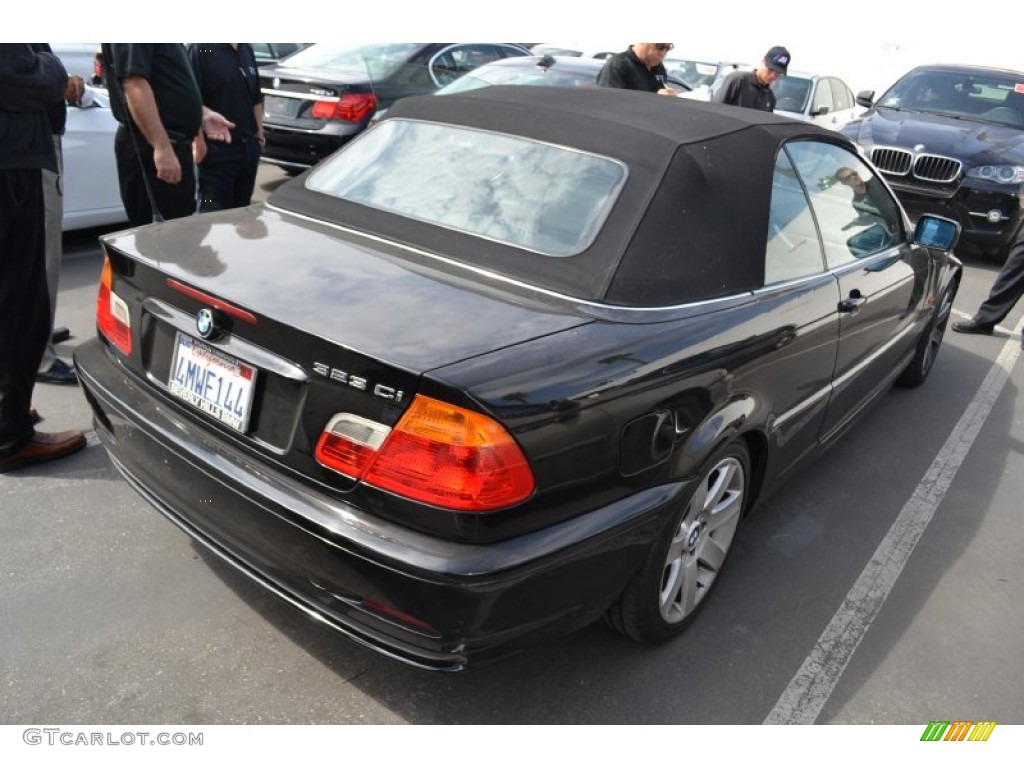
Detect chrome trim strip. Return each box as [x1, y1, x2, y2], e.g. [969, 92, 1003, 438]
[773, 385, 832, 430]
[262, 88, 332, 101]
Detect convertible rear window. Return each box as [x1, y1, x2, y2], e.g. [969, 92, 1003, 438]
[305, 118, 627, 256]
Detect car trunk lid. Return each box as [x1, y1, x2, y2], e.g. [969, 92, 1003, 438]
[98, 206, 592, 486]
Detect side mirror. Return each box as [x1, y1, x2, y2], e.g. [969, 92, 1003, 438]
[812, 105, 830, 116]
[913, 214, 960, 251]
[855, 90, 875, 109]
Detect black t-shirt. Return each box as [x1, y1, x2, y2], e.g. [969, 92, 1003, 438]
[713, 70, 776, 112]
[187, 43, 263, 140]
[104, 43, 202, 137]
[597, 48, 669, 93]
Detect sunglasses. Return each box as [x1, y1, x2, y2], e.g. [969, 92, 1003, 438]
[838, 172, 859, 183]
[653, 44, 675, 52]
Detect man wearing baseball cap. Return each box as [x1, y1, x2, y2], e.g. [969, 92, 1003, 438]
[713, 45, 791, 112]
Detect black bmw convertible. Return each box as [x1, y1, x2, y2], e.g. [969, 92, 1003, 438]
[76, 86, 961, 670]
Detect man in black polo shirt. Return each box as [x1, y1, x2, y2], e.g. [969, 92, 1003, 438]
[188, 44, 264, 212]
[713, 46, 791, 112]
[597, 44, 682, 96]
[103, 43, 235, 226]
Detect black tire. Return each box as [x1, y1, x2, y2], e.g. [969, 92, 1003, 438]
[898, 283, 955, 388]
[606, 439, 750, 644]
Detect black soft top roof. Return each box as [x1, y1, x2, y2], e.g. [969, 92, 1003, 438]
[270, 86, 849, 306]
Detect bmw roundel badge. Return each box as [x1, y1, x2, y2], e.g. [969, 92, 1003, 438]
[196, 308, 219, 340]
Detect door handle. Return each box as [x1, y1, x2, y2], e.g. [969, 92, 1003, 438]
[838, 294, 866, 314]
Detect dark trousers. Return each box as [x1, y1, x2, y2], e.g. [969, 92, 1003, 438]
[0, 169, 49, 458]
[114, 125, 196, 227]
[197, 139, 261, 212]
[973, 230, 1024, 326]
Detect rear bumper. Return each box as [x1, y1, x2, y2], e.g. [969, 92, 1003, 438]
[261, 123, 353, 169]
[74, 338, 684, 670]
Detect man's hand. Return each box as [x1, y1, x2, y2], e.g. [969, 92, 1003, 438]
[657, 87, 682, 97]
[65, 75, 85, 105]
[202, 106, 235, 143]
[153, 142, 182, 184]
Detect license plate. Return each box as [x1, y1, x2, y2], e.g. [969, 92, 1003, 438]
[168, 334, 258, 433]
[264, 94, 301, 119]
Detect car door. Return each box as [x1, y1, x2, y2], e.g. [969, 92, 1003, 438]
[829, 77, 861, 128]
[786, 140, 926, 441]
[757, 146, 841, 481]
[807, 78, 835, 127]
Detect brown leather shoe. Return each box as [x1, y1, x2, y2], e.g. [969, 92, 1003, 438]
[0, 430, 87, 473]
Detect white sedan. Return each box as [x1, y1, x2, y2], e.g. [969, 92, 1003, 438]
[52, 44, 127, 232]
[772, 71, 865, 130]
[61, 84, 126, 231]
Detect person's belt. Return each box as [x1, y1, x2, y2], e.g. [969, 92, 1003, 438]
[165, 129, 193, 146]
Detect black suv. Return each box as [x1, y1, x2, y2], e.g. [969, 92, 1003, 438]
[841, 64, 1024, 260]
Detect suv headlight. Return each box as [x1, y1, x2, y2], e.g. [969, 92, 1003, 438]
[965, 165, 1024, 184]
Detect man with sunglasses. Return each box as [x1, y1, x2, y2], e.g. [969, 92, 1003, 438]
[597, 44, 681, 95]
[714, 45, 790, 112]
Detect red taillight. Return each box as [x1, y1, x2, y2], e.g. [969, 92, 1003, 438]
[310, 92, 378, 122]
[314, 395, 535, 512]
[96, 256, 132, 355]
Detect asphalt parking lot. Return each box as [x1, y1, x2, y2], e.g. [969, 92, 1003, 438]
[2, 162, 1023, 726]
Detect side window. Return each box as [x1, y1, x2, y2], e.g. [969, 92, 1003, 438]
[832, 79, 853, 111]
[765, 150, 826, 285]
[431, 45, 502, 86]
[785, 141, 904, 269]
[812, 79, 833, 114]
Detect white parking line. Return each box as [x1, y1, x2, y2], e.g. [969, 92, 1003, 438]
[764, 316, 1024, 724]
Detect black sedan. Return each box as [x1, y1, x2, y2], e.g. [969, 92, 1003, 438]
[841, 64, 1024, 260]
[259, 42, 530, 172]
[76, 87, 961, 670]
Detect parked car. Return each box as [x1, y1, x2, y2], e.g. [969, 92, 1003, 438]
[60, 84, 127, 231]
[259, 42, 531, 172]
[841, 63, 1024, 260]
[75, 86, 961, 670]
[771, 71, 863, 129]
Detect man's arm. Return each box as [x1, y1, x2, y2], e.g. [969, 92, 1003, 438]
[0, 44, 67, 112]
[121, 75, 181, 184]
